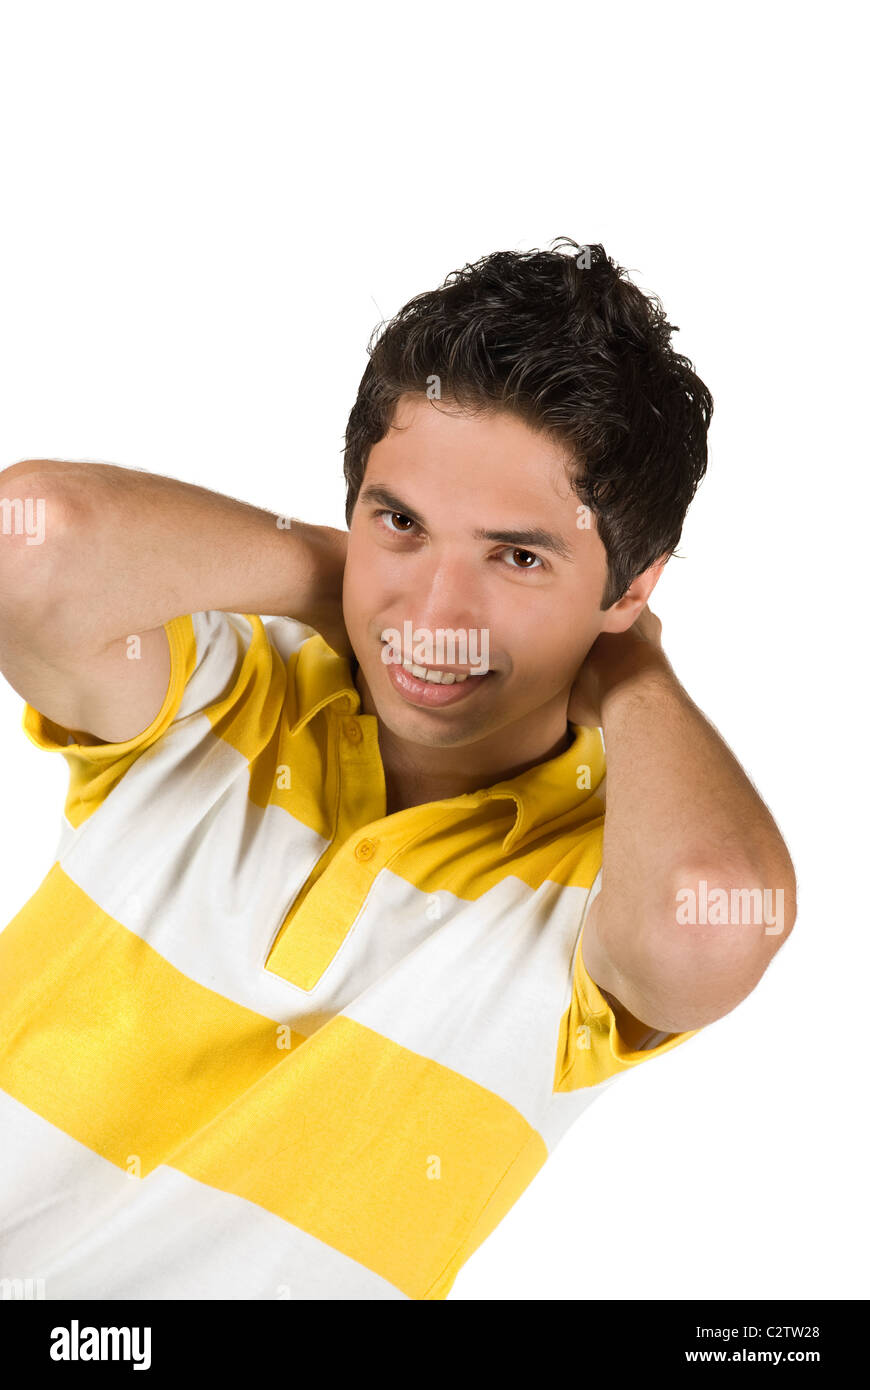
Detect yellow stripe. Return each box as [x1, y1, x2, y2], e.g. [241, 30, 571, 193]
[172, 1014, 546, 1300]
[421, 1126, 547, 1299]
[0, 866, 546, 1300]
[0, 864, 301, 1169]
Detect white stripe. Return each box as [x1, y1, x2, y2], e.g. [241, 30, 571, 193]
[0, 1088, 132, 1273]
[261, 614, 318, 661]
[57, 750, 606, 1136]
[54, 723, 455, 1026]
[55, 719, 610, 1128]
[175, 611, 254, 720]
[57, 720, 333, 1015]
[0, 1090, 406, 1300]
[344, 874, 605, 1134]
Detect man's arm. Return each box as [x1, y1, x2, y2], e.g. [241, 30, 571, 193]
[577, 638, 797, 1038]
[0, 458, 348, 743]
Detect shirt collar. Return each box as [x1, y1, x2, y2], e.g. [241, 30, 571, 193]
[290, 634, 606, 854]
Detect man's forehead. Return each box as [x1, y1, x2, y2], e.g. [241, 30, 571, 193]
[375, 400, 577, 496]
[363, 397, 600, 558]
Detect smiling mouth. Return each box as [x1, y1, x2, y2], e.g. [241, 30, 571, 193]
[379, 639, 492, 684]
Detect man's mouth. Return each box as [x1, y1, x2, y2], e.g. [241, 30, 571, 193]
[378, 635, 495, 708]
[379, 636, 492, 684]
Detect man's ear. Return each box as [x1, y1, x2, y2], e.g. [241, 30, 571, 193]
[599, 553, 669, 634]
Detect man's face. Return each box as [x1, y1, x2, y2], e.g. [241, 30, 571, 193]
[342, 393, 616, 751]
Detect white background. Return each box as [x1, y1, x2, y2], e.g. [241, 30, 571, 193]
[0, 1, 866, 1301]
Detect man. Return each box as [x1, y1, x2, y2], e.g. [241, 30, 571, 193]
[0, 240, 796, 1300]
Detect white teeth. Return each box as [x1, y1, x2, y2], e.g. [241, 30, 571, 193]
[381, 639, 489, 684]
[402, 660, 465, 684]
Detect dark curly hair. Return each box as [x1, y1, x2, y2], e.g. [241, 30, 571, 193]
[342, 238, 713, 609]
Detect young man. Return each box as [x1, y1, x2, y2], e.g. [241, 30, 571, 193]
[0, 240, 796, 1300]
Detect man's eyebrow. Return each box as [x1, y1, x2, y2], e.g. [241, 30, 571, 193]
[358, 483, 575, 560]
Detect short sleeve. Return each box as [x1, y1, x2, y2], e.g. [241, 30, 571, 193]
[554, 867, 705, 1092]
[21, 611, 316, 829]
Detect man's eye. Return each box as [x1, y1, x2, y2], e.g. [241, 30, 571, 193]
[503, 548, 543, 571]
[376, 509, 417, 534]
[375, 510, 544, 572]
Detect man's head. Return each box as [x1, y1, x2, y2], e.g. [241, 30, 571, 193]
[340, 240, 712, 759]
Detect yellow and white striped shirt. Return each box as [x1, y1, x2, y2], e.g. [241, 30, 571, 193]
[0, 610, 703, 1300]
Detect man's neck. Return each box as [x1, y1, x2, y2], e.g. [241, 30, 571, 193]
[348, 650, 572, 811]
[350, 659, 574, 813]
[382, 724, 573, 816]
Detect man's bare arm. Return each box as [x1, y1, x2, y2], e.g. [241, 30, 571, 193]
[581, 655, 797, 1035]
[0, 458, 348, 743]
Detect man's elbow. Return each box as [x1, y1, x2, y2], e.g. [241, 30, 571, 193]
[641, 863, 797, 1031]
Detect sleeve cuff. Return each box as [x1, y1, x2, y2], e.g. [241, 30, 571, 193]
[21, 615, 195, 762]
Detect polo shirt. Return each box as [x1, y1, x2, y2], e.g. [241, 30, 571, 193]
[0, 609, 704, 1300]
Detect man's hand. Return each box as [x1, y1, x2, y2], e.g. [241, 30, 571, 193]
[300, 524, 352, 659]
[568, 604, 669, 727]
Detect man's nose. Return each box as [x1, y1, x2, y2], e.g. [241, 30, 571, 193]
[405, 550, 485, 633]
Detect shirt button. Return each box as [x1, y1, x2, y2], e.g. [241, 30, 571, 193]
[344, 719, 362, 743]
[355, 837, 378, 861]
